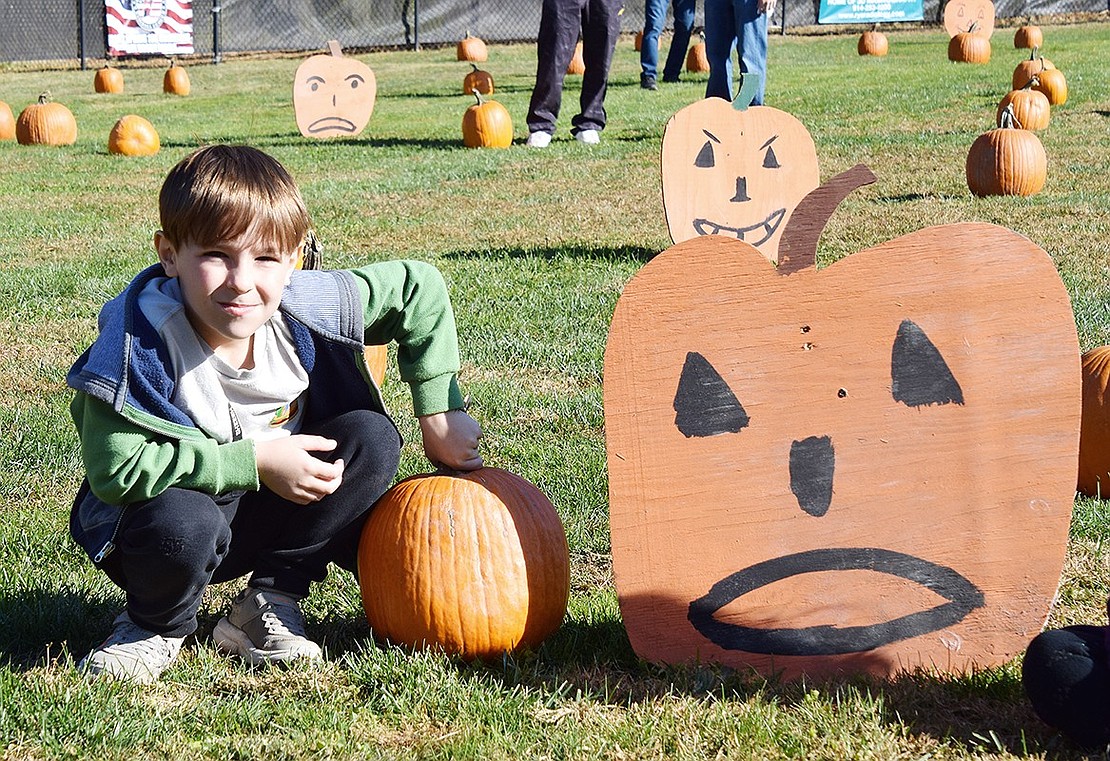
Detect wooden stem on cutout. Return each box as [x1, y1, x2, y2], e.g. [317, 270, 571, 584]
[327, 39, 343, 57]
[776, 164, 877, 276]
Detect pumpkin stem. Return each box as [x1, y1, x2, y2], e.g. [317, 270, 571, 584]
[998, 102, 1021, 130]
[1022, 75, 1040, 91]
[731, 71, 762, 112]
[37, 92, 50, 104]
[776, 164, 877, 276]
[471, 89, 484, 106]
[1028, 45, 1040, 60]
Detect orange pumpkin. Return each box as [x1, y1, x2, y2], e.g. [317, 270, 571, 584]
[16, 93, 77, 146]
[1013, 24, 1043, 49]
[857, 30, 889, 56]
[996, 77, 1050, 131]
[566, 41, 585, 75]
[94, 64, 124, 94]
[948, 23, 991, 63]
[462, 63, 494, 95]
[0, 101, 14, 141]
[108, 114, 160, 156]
[1078, 346, 1110, 498]
[457, 31, 488, 62]
[1032, 66, 1068, 106]
[462, 90, 513, 148]
[966, 104, 1046, 197]
[943, 0, 995, 39]
[660, 78, 820, 263]
[1012, 47, 1054, 89]
[163, 59, 191, 95]
[293, 40, 377, 138]
[606, 167, 1080, 680]
[358, 467, 570, 659]
[686, 34, 710, 72]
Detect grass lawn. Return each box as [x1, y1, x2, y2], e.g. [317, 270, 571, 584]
[2, 21, 1110, 759]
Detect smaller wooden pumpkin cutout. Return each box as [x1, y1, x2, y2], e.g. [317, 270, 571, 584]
[661, 73, 820, 264]
[294, 40, 377, 139]
[943, 0, 995, 38]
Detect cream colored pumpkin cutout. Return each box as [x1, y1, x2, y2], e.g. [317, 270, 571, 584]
[293, 40, 377, 138]
[661, 76, 820, 264]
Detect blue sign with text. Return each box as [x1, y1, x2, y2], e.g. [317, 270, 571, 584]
[818, 0, 924, 23]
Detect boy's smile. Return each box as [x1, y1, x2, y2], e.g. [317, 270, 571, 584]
[155, 229, 296, 368]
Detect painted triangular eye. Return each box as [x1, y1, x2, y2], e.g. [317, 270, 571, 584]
[674, 352, 750, 437]
[695, 141, 715, 168]
[891, 320, 965, 407]
[762, 145, 781, 169]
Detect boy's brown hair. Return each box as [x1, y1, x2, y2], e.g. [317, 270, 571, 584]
[158, 144, 311, 256]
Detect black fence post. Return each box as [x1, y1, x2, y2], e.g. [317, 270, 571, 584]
[78, 0, 87, 69]
[414, 0, 421, 50]
[212, 0, 222, 63]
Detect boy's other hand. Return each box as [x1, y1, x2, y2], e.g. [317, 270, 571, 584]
[255, 435, 345, 505]
[419, 409, 483, 471]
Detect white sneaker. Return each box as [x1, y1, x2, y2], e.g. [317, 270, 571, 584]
[526, 131, 552, 148]
[574, 129, 600, 145]
[214, 587, 323, 665]
[79, 612, 184, 684]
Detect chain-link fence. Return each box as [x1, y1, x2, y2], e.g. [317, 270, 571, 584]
[1, 0, 1105, 67]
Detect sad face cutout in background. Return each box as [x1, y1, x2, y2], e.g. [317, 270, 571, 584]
[605, 171, 1080, 679]
[293, 40, 377, 138]
[661, 91, 820, 264]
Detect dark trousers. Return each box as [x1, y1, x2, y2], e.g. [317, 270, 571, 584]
[1023, 625, 1110, 749]
[526, 0, 623, 135]
[81, 410, 401, 638]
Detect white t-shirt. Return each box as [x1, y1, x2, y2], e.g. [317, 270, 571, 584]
[137, 277, 310, 443]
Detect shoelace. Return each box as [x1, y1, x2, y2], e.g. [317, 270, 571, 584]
[258, 600, 308, 638]
[103, 623, 177, 659]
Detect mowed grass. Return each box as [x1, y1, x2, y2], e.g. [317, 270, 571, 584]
[2, 21, 1110, 759]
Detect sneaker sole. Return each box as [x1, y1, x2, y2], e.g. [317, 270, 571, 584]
[213, 617, 322, 665]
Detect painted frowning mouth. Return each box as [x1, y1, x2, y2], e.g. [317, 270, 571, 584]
[687, 547, 984, 656]
[692, 208, 787, 248]
[308, 116, 358, 134]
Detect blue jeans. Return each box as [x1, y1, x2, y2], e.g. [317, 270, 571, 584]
[704, 0, 768, 104]
[640, 0, 696, 81]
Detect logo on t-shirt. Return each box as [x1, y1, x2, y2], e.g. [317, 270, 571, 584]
[269, 399, 299, 427]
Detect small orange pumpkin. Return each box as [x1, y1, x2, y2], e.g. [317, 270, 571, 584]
[108, 114, 160, 156]
[566, 40, 585, 75]
[457, 31, 488, 62]
[686, 33, 710, 72]
[943, 0, 995, 39]
[358, 467, 570, 659]
[948, 22, 991, 64]
[163, 58, 191, 95]
[857, 29, 889, 56]
[16, 93, 77, 146]
[1032, 66, 1068, 106]
[0, 101, 15, 141]
[1013, 24, 1043, 49]
[1012, 46, 1054, 89]
[996, 77, 1050, 131]
[1079, 346, 1110, 498]
[462, 90, 513, 148]
[966, 104, 1047, 197]
[94, 64, 124, 94]
[462, 63, 494, 95]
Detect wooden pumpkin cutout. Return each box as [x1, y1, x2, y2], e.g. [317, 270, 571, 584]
[943, 0, 995, 38]
[293, 40, 377, 139]
[606, 165, 1080, 680]
[661, 74, 820, 263]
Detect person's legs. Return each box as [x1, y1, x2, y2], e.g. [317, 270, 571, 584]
[527, 0, 585, 135]
[640, 0, 667, 84]
[573, 0, 622, 134]
[704, 0, 737, 100]
[1023, 625, 1110, 748]
[661, 0, 696, 82]
[735, 0, 768, 104]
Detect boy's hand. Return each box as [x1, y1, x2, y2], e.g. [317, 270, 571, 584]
[255, 435, 345, 505]
[419, 409, 483, 471]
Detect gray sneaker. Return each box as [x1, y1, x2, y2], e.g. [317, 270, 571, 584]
[213, 587, 323, 665]
[78, 612, 184, 684]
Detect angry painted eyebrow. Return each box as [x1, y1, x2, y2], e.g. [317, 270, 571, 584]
[702, 129, 722, 144]
[760, 135, 779, 150]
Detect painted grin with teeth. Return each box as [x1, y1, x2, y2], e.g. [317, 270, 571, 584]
[692, 208, 787, 247]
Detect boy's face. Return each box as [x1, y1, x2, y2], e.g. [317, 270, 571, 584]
[155, 229, 297, 361]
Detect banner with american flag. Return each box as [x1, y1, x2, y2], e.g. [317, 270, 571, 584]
[106, 0, 194, 56]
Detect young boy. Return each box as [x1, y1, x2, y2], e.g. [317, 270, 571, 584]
[67, 144, 483, 683]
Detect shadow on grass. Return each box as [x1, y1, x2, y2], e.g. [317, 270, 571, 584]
[440, 243, 659, 262]
[160, 134, 465, 151]
[0, 587, 123, 671]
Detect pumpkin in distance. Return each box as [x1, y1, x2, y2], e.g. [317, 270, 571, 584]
[457, 32, 488, 62]
[94, 64, 124, 94]
[948, 23, 991, 64]
[966, 104, 1047, 197]
[462, 91, 513, 148]
[566, 41, 585, 75]
[0, 101, 14, 141]
[163, 59, 191, 95]
[463, 63, 494, 95]
[1013, 24, 1043, 49]
[16, 93, 77, 146]
[1078, 346, 1110, 497]
[358, 467, 570, 659]
[1012, 48, 1054, 89]
[857, 30, 889, 56]
[108, 114, 160, 156]
[686, 34, 710, 72]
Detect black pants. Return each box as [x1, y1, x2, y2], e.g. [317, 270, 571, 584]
[526, 0, 623, 135]
[1023, 625, 1110, 749]
[77, 410, 401, 638]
